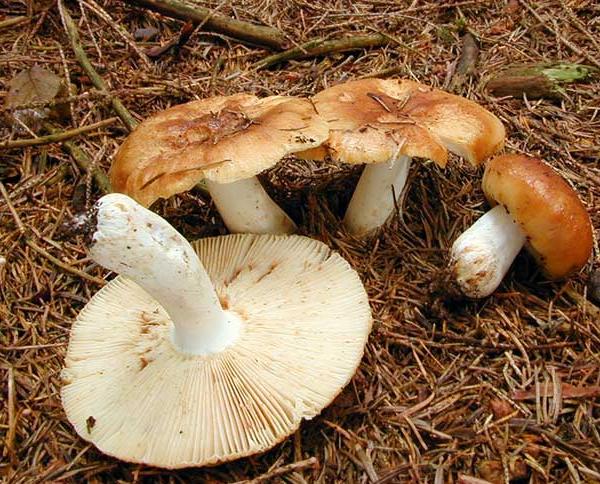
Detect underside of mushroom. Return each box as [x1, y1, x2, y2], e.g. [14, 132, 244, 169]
[62, 193, 372, 468]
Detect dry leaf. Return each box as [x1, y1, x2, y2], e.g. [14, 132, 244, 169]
[4, 66, 65, 133]
[513, 382, 600, 401]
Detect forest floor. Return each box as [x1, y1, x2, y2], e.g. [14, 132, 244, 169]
[1, 0, 599, 483]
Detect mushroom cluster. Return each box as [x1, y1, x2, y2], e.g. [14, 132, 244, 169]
[62, 77, 594, 469]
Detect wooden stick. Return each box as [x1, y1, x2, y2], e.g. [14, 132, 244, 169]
[58, 0, 138, 132]
[234, 457, 319, 484]
[486, 63, 596, 99]
[43, 122, 112, 194]
[0, 16, 29, 30]
[254, 34, 389, 70]
[129, 0, 286, 50]
[1, 117, 117, 150]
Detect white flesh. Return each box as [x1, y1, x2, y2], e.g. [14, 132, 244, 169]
[343, 155, 411, 236]
[450, 204, 527, 298]
[89, 193, 240, 354]
[206, 177, 296, 234]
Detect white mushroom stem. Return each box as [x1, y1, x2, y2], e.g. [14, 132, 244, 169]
[343, 155, 411, 236]
[449, 205, 527, 298]
[206, 177, 296, 234]
[89, 193, 240, 355]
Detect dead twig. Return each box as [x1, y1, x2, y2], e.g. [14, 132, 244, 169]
[1, 117, 117, 149]
[43, 122, 112, 194]
[129, 0, 286, 50]
[58, 0, 138, 131]
[0, 16, 29, 31]
[254, 34, 389, 70]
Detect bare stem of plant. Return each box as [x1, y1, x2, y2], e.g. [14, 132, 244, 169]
[129, 0, 286, 50]
[58, 0, 138, 131]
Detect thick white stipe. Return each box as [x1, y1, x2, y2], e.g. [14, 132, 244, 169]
[450, 204, 526, 298]
[343, 155, 411, 236]
[206, 177, 296, 234]
[89, 193, 240, 355]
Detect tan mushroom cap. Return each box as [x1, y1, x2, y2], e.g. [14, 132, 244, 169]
[299, 78, 505, 166]
[110, 94, 329, 207]
[61, 234, 372, 469]
[483, 154, 593, 279]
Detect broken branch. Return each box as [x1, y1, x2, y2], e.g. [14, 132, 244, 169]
[44, 122, 112, 194]
[58, 0, 138, 132]
[254, 34, 389, 70]
[1, 117, 117, 149]
[129, 0, 286, 50]
[486, 63, 597, 99]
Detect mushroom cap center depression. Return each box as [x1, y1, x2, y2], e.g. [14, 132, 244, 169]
[159, 108, 256, 148]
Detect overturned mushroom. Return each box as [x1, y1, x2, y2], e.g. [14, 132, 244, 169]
[299, 79, 505, 236]
[110, 94, 328, 234]
[61, 193, 371, 468]
[449, 154, 593, 298]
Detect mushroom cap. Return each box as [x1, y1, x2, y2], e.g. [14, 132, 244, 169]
[299, 78, 505, 167]
[61, 234, 372, 469]
[110, 94, 329, 207]
[482, 154, 593, 279]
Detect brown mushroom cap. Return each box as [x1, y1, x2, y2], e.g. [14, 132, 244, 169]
[483, 154, 593, 279]
[299, 78, 505, 166]
[110, 94, 329, 207]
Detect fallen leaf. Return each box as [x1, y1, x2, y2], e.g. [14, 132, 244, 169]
[513, 382, 600, 401]
[4, 66, 65, 133]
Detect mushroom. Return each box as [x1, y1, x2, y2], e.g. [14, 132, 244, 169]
[449, 154, 594, 298]
[110, 94, 329, 234]
[298, 79, 505, 236]
[61, 193, 371, 468]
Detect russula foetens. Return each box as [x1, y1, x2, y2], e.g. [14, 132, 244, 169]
[61, 193, 371, 468]
[449, 154, 593, 298]
[110, 94, 329, 234]
[298, 79, 505, 236]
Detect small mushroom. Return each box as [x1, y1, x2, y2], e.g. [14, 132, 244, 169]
[61, 193, 371, 468]
[110, 94, 329, 234]
[299, 79, 505, 236]
[449, 154, 593, 298]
